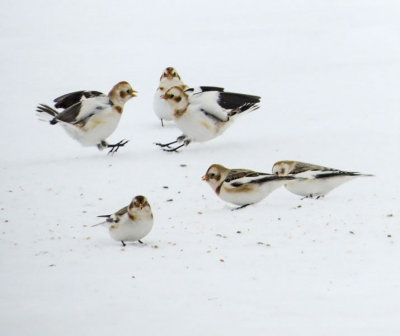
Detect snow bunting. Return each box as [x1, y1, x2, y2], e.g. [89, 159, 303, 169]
[36, 82, 137, 153]
[202, 164, 297, 209]
[272, 160, 374, 198]
[93, 196, 153, 246]
[155, 86, 261, 151]
[153, 67, 188, 126]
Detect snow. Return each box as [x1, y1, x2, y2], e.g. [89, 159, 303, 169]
[1, 0, 400, 335]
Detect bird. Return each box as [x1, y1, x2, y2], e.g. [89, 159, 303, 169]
[36, 81, 137, 154]
[92, 195, 154, 246]
[272, 160, 374, 199]
[202, 164, 297, 209]
[155, 86, 261, 152]
[153, 67, 188, 127]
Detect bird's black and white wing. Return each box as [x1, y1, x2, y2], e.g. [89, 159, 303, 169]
[54, 96, 112, 124]
[225, 169, 294, 188]
[97, 205, 128, 223]
[188, 88, 261, 122]
[54, 90, 105, 109]
[185, 86, 225, 95]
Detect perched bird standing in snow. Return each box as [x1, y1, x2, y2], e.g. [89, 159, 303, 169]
[202, 164, 297, 210]
[155, 86, 261, 152]
[93, 195, 154, 246]
[272, 160, 374, 199]
[36, 81, 137, 154]
[153, 67, 188, 127]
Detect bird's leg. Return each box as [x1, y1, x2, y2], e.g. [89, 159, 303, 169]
[162, 144, 185, 152]
[121, 241, 126, 247]
[107, 140, 129, 154]
[162, 138, 190, 153]
[160, 119, 164, 127]
[138, 240, 144, 244]
[155, 139, 178, 148]
[155, 135, 187, 149]
[232, 204, 250, 211]
[98, 141, 108, 151]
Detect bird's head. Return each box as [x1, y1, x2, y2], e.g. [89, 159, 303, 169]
[161, 86, 189, 110]
[109, 81, 137, 106]
[271, 161, 295, 176]
[161, 67, 181, 81]
[202, 164, 230, 191]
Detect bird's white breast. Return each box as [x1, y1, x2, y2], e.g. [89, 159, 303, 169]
[218, 179, 287, 206]
[175, 105, 232, 142]
[61, 105, 121, 146]
[285, 175, 357, 197]
[109, 214, 153, 242]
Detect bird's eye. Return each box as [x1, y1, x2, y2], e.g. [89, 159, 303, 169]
[209, 173, 215, 178]
[127, 89, 132, 94]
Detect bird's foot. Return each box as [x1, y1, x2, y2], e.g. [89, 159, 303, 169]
[162, 144, 185, 152]
[232, 204, 250, 211]
[107, 139, 129, 154]
[155, 140, 177, 148]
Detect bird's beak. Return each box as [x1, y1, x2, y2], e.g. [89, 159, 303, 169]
[202, 175, 209, 181]
[131, 90, 138, 97]
[161, 94, 167, 100]
[167, 73, 173, 79]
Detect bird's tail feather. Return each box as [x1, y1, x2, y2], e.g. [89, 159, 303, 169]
[36, 104, 59, 123]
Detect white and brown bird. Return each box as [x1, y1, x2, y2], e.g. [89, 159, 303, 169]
[155, 86, 261, 152]
[36, 81, 137, 153]
[153, 67, 188, 127]
[93, 195, 153, 246]
[202, 164, 297, 209]
[272, 160, 374, 198]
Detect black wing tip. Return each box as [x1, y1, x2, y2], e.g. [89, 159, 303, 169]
[199, 86, 225, 92]
[36, 103, 58, 116]
[315, 171, 374, 179]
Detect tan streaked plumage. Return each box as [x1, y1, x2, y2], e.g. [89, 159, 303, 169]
[156, 86, 261, 152]
[202, 164, 296, 209]
[36, 81, 137, 153]
[153, 67, 188, 126]
[272, 160, 374, 198]
[93, 195, 153, 246]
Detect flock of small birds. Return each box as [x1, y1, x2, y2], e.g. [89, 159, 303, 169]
[36, 67, 373, 246]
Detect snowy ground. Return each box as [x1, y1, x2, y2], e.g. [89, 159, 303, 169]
[1, 0, 400, 335]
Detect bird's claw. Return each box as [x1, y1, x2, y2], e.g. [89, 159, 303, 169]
[107, 139, 129, 154]
[155, 142, 172, 148]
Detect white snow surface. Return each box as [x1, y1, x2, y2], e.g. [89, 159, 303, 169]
[1, 1, 400, 335]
